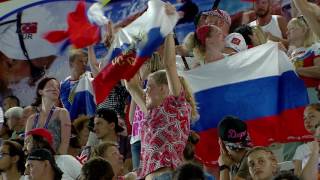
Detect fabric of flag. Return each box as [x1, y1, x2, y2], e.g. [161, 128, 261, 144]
[180, 43, 310, 166]
[93, 0, 179, 104]
[44, 1, 101, 51]
[61, 72, 96, 121]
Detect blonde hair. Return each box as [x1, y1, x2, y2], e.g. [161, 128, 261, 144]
[179, 76, 198, 121]
[69, 48, 88, 66]
[147, 53, 164, 73]
[288, 17, 315, 48]
[247, 146, 279, 175]
[251, 26, 268, 46]
[91, 142, 118, 159]
[149, 70, 198, 120]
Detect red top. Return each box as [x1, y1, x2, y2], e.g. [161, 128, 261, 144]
[138, 91, 191, 179]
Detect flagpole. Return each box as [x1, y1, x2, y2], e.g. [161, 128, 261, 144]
[173, 34, 190, 70]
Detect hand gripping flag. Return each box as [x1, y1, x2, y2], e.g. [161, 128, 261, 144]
[93, 0, 179, 104]
[180, 42, 310, 166]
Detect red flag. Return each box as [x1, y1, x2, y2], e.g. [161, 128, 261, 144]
[93, 50, 148, 104]
[44, 1, 100, 49]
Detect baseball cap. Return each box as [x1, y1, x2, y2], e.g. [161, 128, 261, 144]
[27, 148, 63, 176]
[95, 108, 124, 133]
[225, 33, 248, 53]
[202, 9, 231, 26]
[218, 116, 252, 149]
[26, 128, 53, 146]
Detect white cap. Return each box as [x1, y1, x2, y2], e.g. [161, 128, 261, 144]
[225, 33, 247, 53]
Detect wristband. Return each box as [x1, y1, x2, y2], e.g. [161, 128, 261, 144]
[219, 165, 230, 171]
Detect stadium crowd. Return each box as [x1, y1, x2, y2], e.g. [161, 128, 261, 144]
[1, 0, 320, 179]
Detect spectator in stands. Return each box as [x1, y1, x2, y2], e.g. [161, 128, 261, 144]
[129, 53, 163, 171]
[27, 148, 63, 180]
[192, 25, 225, 68]
[176, 9, 231, 63]
[25, 77, 71, 154]
[287, 16, 320, 103]
[293, 0, 320, 39]
[234, 25, 268, 49]
[4, 107, 25, 140]
[249, 0, 288, 46]
[125, 30, 197, 179]
[92, 108, 130, 164]
[91, 142, 125, 177]
[223, 33, 248, 55]
[293, 104, 320, 177]
[247, 147, 278, 180]
[2, 95, 20, 112]
[218, 116, 252, 180]
[0, 140, 25, 180]
[173, 163, 205, 180]
[80, 157, 114, 180]
[176, 0, 199, 25]
[203, 9, 231, 36]
[60, 49, 88, 116]
[24, 128, 82, 180]
[73, 116, 90, 148]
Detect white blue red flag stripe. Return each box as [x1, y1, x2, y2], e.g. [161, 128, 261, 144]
[93, 0, 179, 104]
[181, 43, 310, 166]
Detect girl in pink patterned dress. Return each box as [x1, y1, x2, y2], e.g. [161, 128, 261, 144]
[125, 33, 198, 180]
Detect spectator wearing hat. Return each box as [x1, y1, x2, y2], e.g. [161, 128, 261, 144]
[0, 140, 25, 180]
[218, 116, 252, 180]
[293, 0, 320, 39]
[91, 108, 131, 170]
[223, 33, 248, 55]
[24, 128, 82, 180]
[176, 9, 231, 66]
[249, 0, 288, 46]
[4, 107, 25, 140]
[192, 25, 225, 68]
[27, 148, 63, 180]
[80, 157, 115, 180]
[203, 9, 231, 36]
[233, 25, 268, 49]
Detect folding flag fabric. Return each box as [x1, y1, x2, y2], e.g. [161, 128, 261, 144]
[93, 0, 179, 105]
[180, 42, 310, 166]
[61, 72, 96, 121]
[44, 1, 103, 51]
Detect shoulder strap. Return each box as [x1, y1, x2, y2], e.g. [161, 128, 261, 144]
[32, 112, 40, 129]
[16, 12, 45, 83]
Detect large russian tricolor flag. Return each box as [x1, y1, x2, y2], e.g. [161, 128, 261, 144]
[181, 42, 311, 166]
[93, 0, 179, 104]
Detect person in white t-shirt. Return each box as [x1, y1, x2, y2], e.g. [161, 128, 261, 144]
[293, 104, 320, 177]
